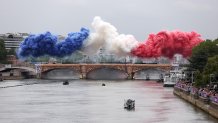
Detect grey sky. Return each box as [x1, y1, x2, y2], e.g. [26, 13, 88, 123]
[0, 0, 217, 40]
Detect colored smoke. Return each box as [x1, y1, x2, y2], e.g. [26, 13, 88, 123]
[17, 16, 203, 59]
[83, 16, 203, 58]
[17, 28, 89, 58]
[82, 16, 138, 57]
[131, 31, 203, 58]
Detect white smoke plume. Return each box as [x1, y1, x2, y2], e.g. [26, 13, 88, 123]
[82, 16, 139, 57]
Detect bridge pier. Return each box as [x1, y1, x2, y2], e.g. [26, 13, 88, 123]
[127, 72, 135, 80]
[36, 73, 41, 79]
[80, 65, 87, 79]
[80, 73, 87, 79]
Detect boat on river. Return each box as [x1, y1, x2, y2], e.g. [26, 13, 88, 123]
[124, 99, 135, 110]
[163, 70, 182, 87]
[63, 80, 69, 85]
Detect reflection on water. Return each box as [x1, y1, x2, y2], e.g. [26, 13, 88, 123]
[134, 69, 167, 80]
[0, 80, 217, 123]
[87, 68, 127, 79]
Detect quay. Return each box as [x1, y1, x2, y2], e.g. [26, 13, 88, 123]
[173, 85, 218, 119]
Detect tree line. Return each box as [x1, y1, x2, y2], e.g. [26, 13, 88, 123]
[188, 38, 218, 87]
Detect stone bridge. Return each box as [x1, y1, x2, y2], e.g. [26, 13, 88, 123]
[37, 64, 172, 79]
[0, 64, 36, 73]
[0, 64, 36, 79]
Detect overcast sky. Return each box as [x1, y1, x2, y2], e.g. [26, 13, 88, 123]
[0, 0, 217, 41]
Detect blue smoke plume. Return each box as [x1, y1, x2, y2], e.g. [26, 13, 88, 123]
[17, 28, 89, 58]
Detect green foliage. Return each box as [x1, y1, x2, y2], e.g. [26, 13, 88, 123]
[189, 39, 218, 87]
[188, 39, 218, 72]
[194, 71, 211, 87]
[7, 48, 16, 56]
[194, 70, 204, 87]
[203, 55, 218, 84]
[204, 55, 218, 75]
[0, 39, 7, 63]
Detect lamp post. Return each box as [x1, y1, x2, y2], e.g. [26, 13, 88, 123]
[191, 71, 194, 83]
[210, 74, 215, 85]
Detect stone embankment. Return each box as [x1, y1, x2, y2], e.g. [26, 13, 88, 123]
[174, 85, 218, 119]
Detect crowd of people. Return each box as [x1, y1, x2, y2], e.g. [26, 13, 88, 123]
[174, 81, 218, 104]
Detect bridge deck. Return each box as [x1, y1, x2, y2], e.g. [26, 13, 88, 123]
[40, 64, 172, 67]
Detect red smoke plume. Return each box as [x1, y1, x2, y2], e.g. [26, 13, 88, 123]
[131, 31, 203, 59]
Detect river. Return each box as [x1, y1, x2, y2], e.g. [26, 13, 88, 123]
[0, 80, 217, 123]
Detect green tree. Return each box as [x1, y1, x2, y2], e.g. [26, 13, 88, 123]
[7, 48, 16, 56]
[194, 70, 204, 87]
[188, 39, 218, 72]
[188, 39, 218, 87]
[203, 55, 218, 84]
[0, 39, 7, 63]
[204, 55, 218, 75]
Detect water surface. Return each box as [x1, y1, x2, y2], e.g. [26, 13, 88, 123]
[0, 80, 217, 123]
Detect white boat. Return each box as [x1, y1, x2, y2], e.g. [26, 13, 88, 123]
[163, 75, 175, 87]
[163, 70, 181, 87]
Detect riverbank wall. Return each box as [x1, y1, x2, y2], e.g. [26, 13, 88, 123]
[173, 88, 218, 119]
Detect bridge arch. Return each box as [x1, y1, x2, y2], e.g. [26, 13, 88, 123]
[41, 68, 80, 79]
[86, 67, 128, 80]
[134, 68, 168, 80]
[0, 67, 36, 73]
[41, 67, 81, 74]
[0, 67, 36, 79]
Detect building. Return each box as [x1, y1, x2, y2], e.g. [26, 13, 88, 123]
[0, 33, 29, 64]
[0, 33, 28, 51]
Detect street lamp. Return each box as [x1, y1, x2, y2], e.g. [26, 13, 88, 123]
[210, 74, 215, 85]
[191, 71, 194, 83]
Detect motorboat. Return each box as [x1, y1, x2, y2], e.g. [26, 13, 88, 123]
[124, 99, 135, 110]
[63, 80, 69, 85]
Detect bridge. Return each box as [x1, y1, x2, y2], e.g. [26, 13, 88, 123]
[0, 64, 35, 73]
[37, 64, 172, 79]
[0, 64, 36, 79]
